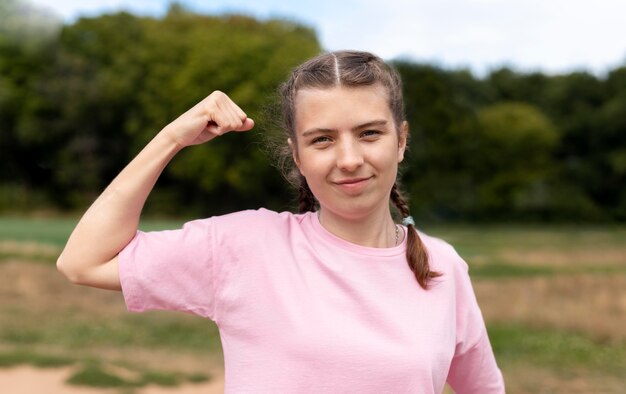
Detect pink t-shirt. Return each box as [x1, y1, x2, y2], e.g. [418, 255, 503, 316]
[119, 209, 504, 393]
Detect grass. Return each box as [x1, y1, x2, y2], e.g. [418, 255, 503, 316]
[425, 224, 626, 277]
[468, 262, 626, 278]
[0, 217, 79, 246]
[0, 350, 211, 390]
[67, 364, 131, 388]
[489, 324, 626, 376]
[0, 313, 222, 352]
[0, 351, 74, 368]
[2, 217, 625, 277]
[0, 215, 218, 390]
[470, 262, 557, 277]
[1, 216, 625, 392]
[0, 216, 187, 265]
[0, 250, 58, 264]
[424, 223, 625, 255]
[65, 361, 210, 389]
[0, 216, 186, 247]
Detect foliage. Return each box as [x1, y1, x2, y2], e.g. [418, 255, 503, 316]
[1, 3, 625, 221]
[1, 3, 320, 215]
[473, 102, 558, 218]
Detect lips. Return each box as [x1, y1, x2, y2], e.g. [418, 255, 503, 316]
[332, 176, 373, 193]
[333, 176, 372, 185]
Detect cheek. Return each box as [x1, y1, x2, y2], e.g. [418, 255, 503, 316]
[296, 153, 331, 181]
[293, 151, 312, 177]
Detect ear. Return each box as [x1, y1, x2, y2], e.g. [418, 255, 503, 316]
[397, 121, 408, 163]
[287, 138, 301, 170]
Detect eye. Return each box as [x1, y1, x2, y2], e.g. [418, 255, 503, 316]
[360, 129, 381, 139]
[311, 136, 332, 145]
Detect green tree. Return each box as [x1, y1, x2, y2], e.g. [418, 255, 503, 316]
[598, 66, 626, 219]
[28, 8, 320, 214]
[395, 62, 484, 221]
[545, 71, 612, 220]
[2, 3, 625, 222]
[0, 0, 62, 209]
[474, 102, 559, 219]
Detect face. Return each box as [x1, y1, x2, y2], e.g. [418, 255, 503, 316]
[289, 84, 407, 221]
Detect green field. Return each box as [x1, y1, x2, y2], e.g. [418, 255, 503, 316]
[1, 217, 625, 393]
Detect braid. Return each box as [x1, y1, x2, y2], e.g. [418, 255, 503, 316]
[298, 175, 317, 213]
[390, 183, 441, 289]
[390, 183, 410, 218]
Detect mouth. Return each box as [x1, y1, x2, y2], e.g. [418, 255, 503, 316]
[333, 176, 373, 185]
[331, 176, 374, 194]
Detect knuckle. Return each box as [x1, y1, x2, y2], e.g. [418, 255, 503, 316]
[214, 90, 228, 102]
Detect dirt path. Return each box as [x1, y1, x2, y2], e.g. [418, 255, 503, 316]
[0, 259, 225, 393]
[0, 365, 224, 394]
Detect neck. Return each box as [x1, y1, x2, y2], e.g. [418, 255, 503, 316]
[317, 208, 398, 248]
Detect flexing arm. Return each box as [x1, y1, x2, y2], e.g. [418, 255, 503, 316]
[56, 91, 254, 290]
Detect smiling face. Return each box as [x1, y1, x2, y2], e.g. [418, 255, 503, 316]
[290, 84, 407, 221]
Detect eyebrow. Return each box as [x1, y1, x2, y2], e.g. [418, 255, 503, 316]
[301, 120, 388, 137]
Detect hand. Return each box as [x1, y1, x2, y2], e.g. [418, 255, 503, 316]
[162, 91, 255, 148]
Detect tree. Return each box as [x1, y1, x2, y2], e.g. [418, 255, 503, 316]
[25, 9, 321, 214]
[0, 0, 62, 209]
[395, 62, 484, 221]
[474, 102, 559, 219]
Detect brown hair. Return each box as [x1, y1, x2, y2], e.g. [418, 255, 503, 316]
[277, 50, 441, 289]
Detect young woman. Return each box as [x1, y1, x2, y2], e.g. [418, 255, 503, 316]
[58, 50, 505, 393]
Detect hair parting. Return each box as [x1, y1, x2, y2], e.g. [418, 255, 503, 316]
[331, 53, 341, 85]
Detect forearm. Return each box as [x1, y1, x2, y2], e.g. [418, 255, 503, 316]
[57, 91, 253, 290]
[57, 131, 181, 283]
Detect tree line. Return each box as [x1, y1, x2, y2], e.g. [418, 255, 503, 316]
[1, 3, 625, 222]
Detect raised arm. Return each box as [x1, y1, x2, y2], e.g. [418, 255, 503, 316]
[56, 91, 254, 290]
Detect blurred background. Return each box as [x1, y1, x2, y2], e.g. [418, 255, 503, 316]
[1, 0, 625, 393]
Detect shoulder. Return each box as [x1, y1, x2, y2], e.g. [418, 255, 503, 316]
[153, 209, 305, 242]
[209, 208, 306, 228]
[414, 228, 469, 276]
[414, 229, 482, 307]
[207, 208, 311, 242]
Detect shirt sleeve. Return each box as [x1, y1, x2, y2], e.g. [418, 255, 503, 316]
[118, 218, 218, 320]
[446, 257, 505, 393]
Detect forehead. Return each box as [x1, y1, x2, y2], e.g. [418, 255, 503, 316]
[294, 85, 393, 134]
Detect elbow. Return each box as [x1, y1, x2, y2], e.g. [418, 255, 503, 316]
[56, 254, 82, 284]
[56, 253, 121, 291]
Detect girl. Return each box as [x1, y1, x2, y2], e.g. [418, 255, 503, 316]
[58, 50, 504, 393]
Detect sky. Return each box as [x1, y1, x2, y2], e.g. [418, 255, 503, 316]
[27, 0, 626, 76]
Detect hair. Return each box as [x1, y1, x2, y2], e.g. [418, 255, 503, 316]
[276, 50, 441, 289]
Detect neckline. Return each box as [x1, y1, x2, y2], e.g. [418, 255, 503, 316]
[307, 211, 407, 257]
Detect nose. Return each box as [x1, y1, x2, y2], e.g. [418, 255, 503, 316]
[336, 138, 364, 172]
